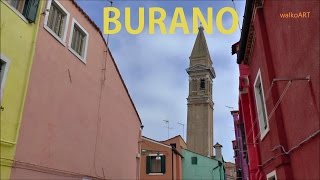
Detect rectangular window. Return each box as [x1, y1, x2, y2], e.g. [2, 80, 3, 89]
[47, 2, 66, 38]
[267, 170, 277, 180]
[146, 155, 166, 174]
[254, 70, 269, 140]
[0, 61, 6, 87]
[0, 55, 10, 101]
[6, 0, 25, 13]
[5, 0, 40, 22]
[200, 79, 205, 90]
[71, 25, 85, 56]
[44, 0, 70, 45]
[191, 157, 197, 165]
[69, 19, 89, 63]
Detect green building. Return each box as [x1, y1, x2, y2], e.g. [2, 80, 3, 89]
[182, 149, 225, 180]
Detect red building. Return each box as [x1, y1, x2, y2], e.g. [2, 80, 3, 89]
[233, 0, 319, 179]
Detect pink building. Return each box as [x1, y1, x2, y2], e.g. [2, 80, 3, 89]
[11, 0, 142, 179]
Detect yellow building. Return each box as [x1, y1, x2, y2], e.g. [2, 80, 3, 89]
[0, 0, 43, 179]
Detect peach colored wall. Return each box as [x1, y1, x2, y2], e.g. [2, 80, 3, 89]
[140, 137, 182, 180]
[161, 135, 187, 153]
[11, 0, 141, 179]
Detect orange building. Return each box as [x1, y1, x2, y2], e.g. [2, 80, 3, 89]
[140, 135, 186, 180]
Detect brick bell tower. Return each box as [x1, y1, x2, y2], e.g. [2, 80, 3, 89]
[186, 26, 216, 157]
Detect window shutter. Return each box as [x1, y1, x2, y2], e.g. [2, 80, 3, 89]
[161, 155, 166, 174]
[23, 0, 40, 23]
[146, 156, 151, 174]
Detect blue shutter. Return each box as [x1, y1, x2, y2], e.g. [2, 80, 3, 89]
[23, 0, 40, 23]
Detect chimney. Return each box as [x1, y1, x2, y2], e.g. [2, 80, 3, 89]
[214, 142, 223, 161]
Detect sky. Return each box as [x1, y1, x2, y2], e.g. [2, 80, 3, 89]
[77, 0, 245, 162]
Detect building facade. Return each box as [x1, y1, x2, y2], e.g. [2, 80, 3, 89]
[224, 162, 237, 180]
[182, 147, 225, 180]
[186, 26, 216, 157]
[140, 136, 184, 180]
[231, 110, 249, 179]
[234, 0, 319, 179]
[8, 0, 142, 179]
[0, 0, 44, 179]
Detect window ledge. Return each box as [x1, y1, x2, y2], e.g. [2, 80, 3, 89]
[68, 47, 86, 64]
[44, 25, 66, 46]
[148, 173, 164, 176]
[1, 0, 29, 23]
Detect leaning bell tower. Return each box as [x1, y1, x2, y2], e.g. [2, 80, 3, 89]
[186, 26, 216, 157]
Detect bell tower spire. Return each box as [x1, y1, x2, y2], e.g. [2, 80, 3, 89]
[186, 27, 216, 157]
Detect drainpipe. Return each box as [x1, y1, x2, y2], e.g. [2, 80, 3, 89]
[137, 125, 144, 180]
[219, 161, 222, 180]
[212, 161, 223, 180]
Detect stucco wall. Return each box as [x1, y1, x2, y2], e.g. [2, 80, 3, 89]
[182, 149, 224, 180]
[10, 0, 141, 179]
[140, 137, 176, 180]
[0, 1, 43, 179]
[247, 0, 319, 179]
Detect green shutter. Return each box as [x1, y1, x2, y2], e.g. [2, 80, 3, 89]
[191, 157, 197, 165]
[161, 155, 166, 174]
[146, 156, 151, 174]
[23, 0, 40, 23]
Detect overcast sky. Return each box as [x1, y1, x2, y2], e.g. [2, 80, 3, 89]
[77, 0, 245, 162]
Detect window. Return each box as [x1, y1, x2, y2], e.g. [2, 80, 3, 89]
[5, 0, 40, 22]
[146, 155, 166, 174]
[0, 55, 10, 100]
[191, 157, 197, 165]
[200, 79, 205, 90]
[254, 70, 269, 140]
[267, 170, 277, 180]
[69, 19, 89, 63]
[44, 0, 70, 45]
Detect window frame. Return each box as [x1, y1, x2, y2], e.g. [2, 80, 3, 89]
[2, 0, 29, 23]
[68, 18, 89, 64]
[266, 170, 277, 180]
[200, 79, 205, 90]
[43, 0, 70, 46]
[0, 54, 11, 101]
[191, 156, 197, 165]
[254, 69, 269, 141]
[146, 154, 166, 175]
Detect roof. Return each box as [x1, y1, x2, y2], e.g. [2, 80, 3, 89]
[183, 149, 221, 162]
[230, 110, 239, 114]
[70, 0, 142, 125]
[159, 135, 187, 147]
[142, 136, 184, 158]
[224, 162, 236, 167]
[236, 0, 254, 64]
[142, 136, 172, 148]
[190, 26, 211, 59]
[214, 142, 223, 147]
